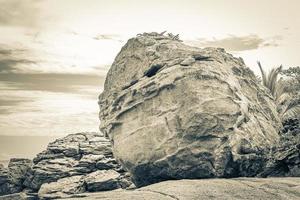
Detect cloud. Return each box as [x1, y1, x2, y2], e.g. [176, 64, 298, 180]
[0, 89, 100, 136]
[0, 49, 12, 55]
[0, 0, 41, 27]
[0, 73, 104, 93]
[0, 73, 103, 136]
[190, 34, 282, 51]
[0, 58, 37, 73]
[93, 34, 123, 42]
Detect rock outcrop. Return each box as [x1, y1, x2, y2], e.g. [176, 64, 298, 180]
[64, 178, 300, 200]
[38, 169, 129, 199]
[23, 132, 131, 192]
[0, 158, 32, 196]
[98, 32, 282, 186]
[0, 132, 133, 198]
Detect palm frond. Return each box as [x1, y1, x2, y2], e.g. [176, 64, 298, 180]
[257, 62, 300, 122]
[276, 92, 291, 107]
[281, 105, 300, 121]
[257, 61, 267, 86]
[275, 78, 287, 99]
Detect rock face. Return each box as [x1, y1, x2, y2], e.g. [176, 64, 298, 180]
[38, 170, 127, 199]
[66, 178, 300, 200]
[84, 170, 121, 192]
[23, 132, 132, 195]
[0, 158, 32, 196]
[98, 32, 282, 186]
[38, 175, 85, 199]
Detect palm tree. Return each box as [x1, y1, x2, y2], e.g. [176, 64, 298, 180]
[257, 61, 300, 121]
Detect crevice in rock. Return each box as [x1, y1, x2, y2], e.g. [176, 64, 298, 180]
[139, 189, 180, 200]
[192, 54, 212, 61]
[144, 64, 163, 77]
[122, 79, 139, 90]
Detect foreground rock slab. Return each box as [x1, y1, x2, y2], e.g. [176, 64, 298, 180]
[98, 32, 282, 186]
[65, 178, 300, 200]
[38, 170, 129, 199]
[38, 175, 85, 199]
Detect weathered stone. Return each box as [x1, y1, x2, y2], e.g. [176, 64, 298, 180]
[98, 33, 281, 186]
[37, 170, 127, 199]
[180, 56, 195, 66]
[84, 170, 121, 192]
[0, 158, 32, 196]
[38, 175, 85, 199]
[64, 178, 300, 200]
[23, 132, 132, 191]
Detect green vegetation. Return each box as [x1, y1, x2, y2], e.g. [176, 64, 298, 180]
[257, 62, 300, 121]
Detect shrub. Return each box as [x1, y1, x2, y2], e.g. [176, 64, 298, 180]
[257, 61, 300, 121]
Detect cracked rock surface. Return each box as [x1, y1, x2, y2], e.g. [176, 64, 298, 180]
[65, 178, 300, 200]
[98, 32, 282, 186]
[0, 158, 32, 196]
[22, 132, 132, 196]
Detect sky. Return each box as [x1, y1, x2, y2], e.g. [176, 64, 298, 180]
[0, 0, 300, 137]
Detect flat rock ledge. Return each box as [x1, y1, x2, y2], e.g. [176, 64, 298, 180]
[62, 178, 300, 200]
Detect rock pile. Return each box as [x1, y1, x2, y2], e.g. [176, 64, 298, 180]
[0, 132, 133, 199]
[98, 32, 282, 186]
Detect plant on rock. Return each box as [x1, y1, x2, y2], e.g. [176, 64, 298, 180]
[257, 61, 300, 122]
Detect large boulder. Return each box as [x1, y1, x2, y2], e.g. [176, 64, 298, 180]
[98, 32, 282, 186]
[23, 132, 131, 191]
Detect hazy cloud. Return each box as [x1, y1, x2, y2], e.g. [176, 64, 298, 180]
[192, 34, 282, 51]
[0, 73, 104, 93]
[0, 49, 12, 55]
[93, 34, 123, 42]
[0, 0, 41, 27]
[0, 58, 37, 73]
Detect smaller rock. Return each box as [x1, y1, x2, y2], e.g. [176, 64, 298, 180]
[8, 158, 32, 186]
[38, 176, 85, 199]
[23, 132, 130, 191]
[180, 56, 195, 66]
[96, 158, 119, 170]
[0, 158, 32, 196]
[84, 170, 121, 192]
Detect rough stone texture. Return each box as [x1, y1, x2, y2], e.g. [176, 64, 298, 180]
[84, 170, 121, 192]
[65, 178, 300, 200]
[38, 170, 129, 199]
[23, 132, 131, 191]
[0, 158, 32, 196]
[98, 32, 282, 186]
[38, 175, 85, 199]
[260, 120, 300, 177]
